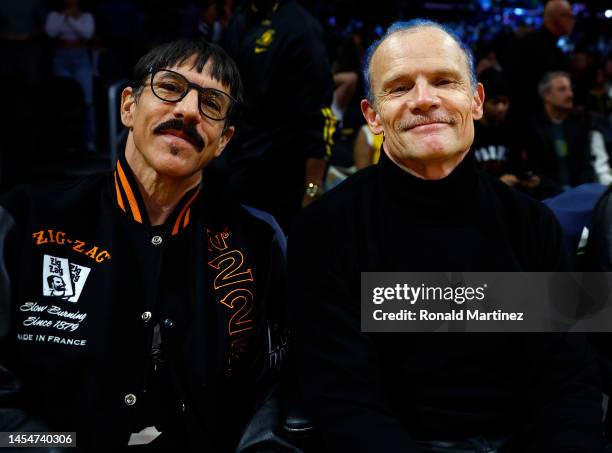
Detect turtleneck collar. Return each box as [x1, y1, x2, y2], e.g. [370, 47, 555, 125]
[377, 148, 479, 212]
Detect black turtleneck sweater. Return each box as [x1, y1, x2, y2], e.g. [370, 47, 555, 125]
[288, 152, 604, 452]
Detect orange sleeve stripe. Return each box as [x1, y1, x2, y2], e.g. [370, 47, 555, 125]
[116, 161, 143, 223]
[114, 172, 126, 212]
[172, 188, 200, 235]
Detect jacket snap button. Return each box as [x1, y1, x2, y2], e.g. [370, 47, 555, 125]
[151, 235, 163, 245]
[124, 393, 137, 406]
[141, 311, 152, 322]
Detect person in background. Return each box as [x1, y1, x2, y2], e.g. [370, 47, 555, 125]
[504, 0, 574, 118]
[224, 0, 336, 232]
[45, 0, 96, 152]
[353, 123, 382, 170]
[472, 68, 552, 198]
[525, 71, 612, 193]
[586, 55, 612, 126]
[473, 68, 523, 185]
[0, 0, 46, 85]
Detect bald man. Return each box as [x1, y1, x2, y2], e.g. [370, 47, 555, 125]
[289, 19, 604, 453]
[504, 0, 574, 117]
[544, 0, 575, 37]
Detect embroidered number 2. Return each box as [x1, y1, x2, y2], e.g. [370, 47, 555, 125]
[208, 250, 254, 289]
[220, 288, 254, 335]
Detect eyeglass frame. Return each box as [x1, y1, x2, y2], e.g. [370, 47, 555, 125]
[135, 67, 239, 122]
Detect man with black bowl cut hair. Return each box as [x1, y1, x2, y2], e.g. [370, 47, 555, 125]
[0, 39, 288, 452]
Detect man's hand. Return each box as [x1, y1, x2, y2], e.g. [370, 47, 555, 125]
[518, 175, 541, 190]
[303, 158, 327, 207]
[499, 174, 519, 187]
[303, 182, 323, 207]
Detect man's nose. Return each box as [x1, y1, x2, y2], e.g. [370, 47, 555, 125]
[408, 80, 440, 113]
[174, 88, 201, 120]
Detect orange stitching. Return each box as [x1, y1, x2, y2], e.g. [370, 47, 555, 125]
[116, 161, 142, 223]
[208, 229, 230, 251]
[183, 208, 191, 228]
[113, 172, 126, 212]
[208, 250, 254, 289]
[172, 188, 200, 236]
[206, 228, 256, 377]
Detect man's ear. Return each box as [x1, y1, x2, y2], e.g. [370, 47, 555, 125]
[214, 125, 235, 157]
[472, 82, 485, 121]
[120, 86, 137, 128]
[361, 98, 384, 135]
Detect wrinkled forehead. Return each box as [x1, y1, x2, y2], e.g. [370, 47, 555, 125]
[371, 27, 469, 84]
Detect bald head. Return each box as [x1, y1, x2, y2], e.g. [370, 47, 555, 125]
[543, 0, 574, 37]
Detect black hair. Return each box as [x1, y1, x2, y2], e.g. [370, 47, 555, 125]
[479, 68, 509, 101]
[131, 39, 243, 125]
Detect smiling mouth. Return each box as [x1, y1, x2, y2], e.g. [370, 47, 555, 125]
[408, 121, 448, 131]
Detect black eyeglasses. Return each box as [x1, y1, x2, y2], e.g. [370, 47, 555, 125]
[146, 68, 237, 121]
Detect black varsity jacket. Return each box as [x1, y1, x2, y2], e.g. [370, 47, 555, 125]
[0, 152, 288, 451]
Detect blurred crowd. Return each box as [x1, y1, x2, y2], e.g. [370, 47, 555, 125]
[1, 0, 611, 207]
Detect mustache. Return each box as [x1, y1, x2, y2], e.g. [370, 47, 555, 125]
[397, 114, 457, 131]
[153, 118, 205, 150]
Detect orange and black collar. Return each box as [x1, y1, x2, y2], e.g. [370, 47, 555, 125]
[111, 151, 201, 236]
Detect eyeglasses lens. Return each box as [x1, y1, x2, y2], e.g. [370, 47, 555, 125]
[152, 70, 232, 120]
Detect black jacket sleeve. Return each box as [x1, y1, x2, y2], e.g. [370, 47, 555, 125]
[288, 215, 417, 452]
[0, 204, 53, 434]
[517, 333, 605, 452]
[283, 26, 336, 161]
[521, 202, 605, 451]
